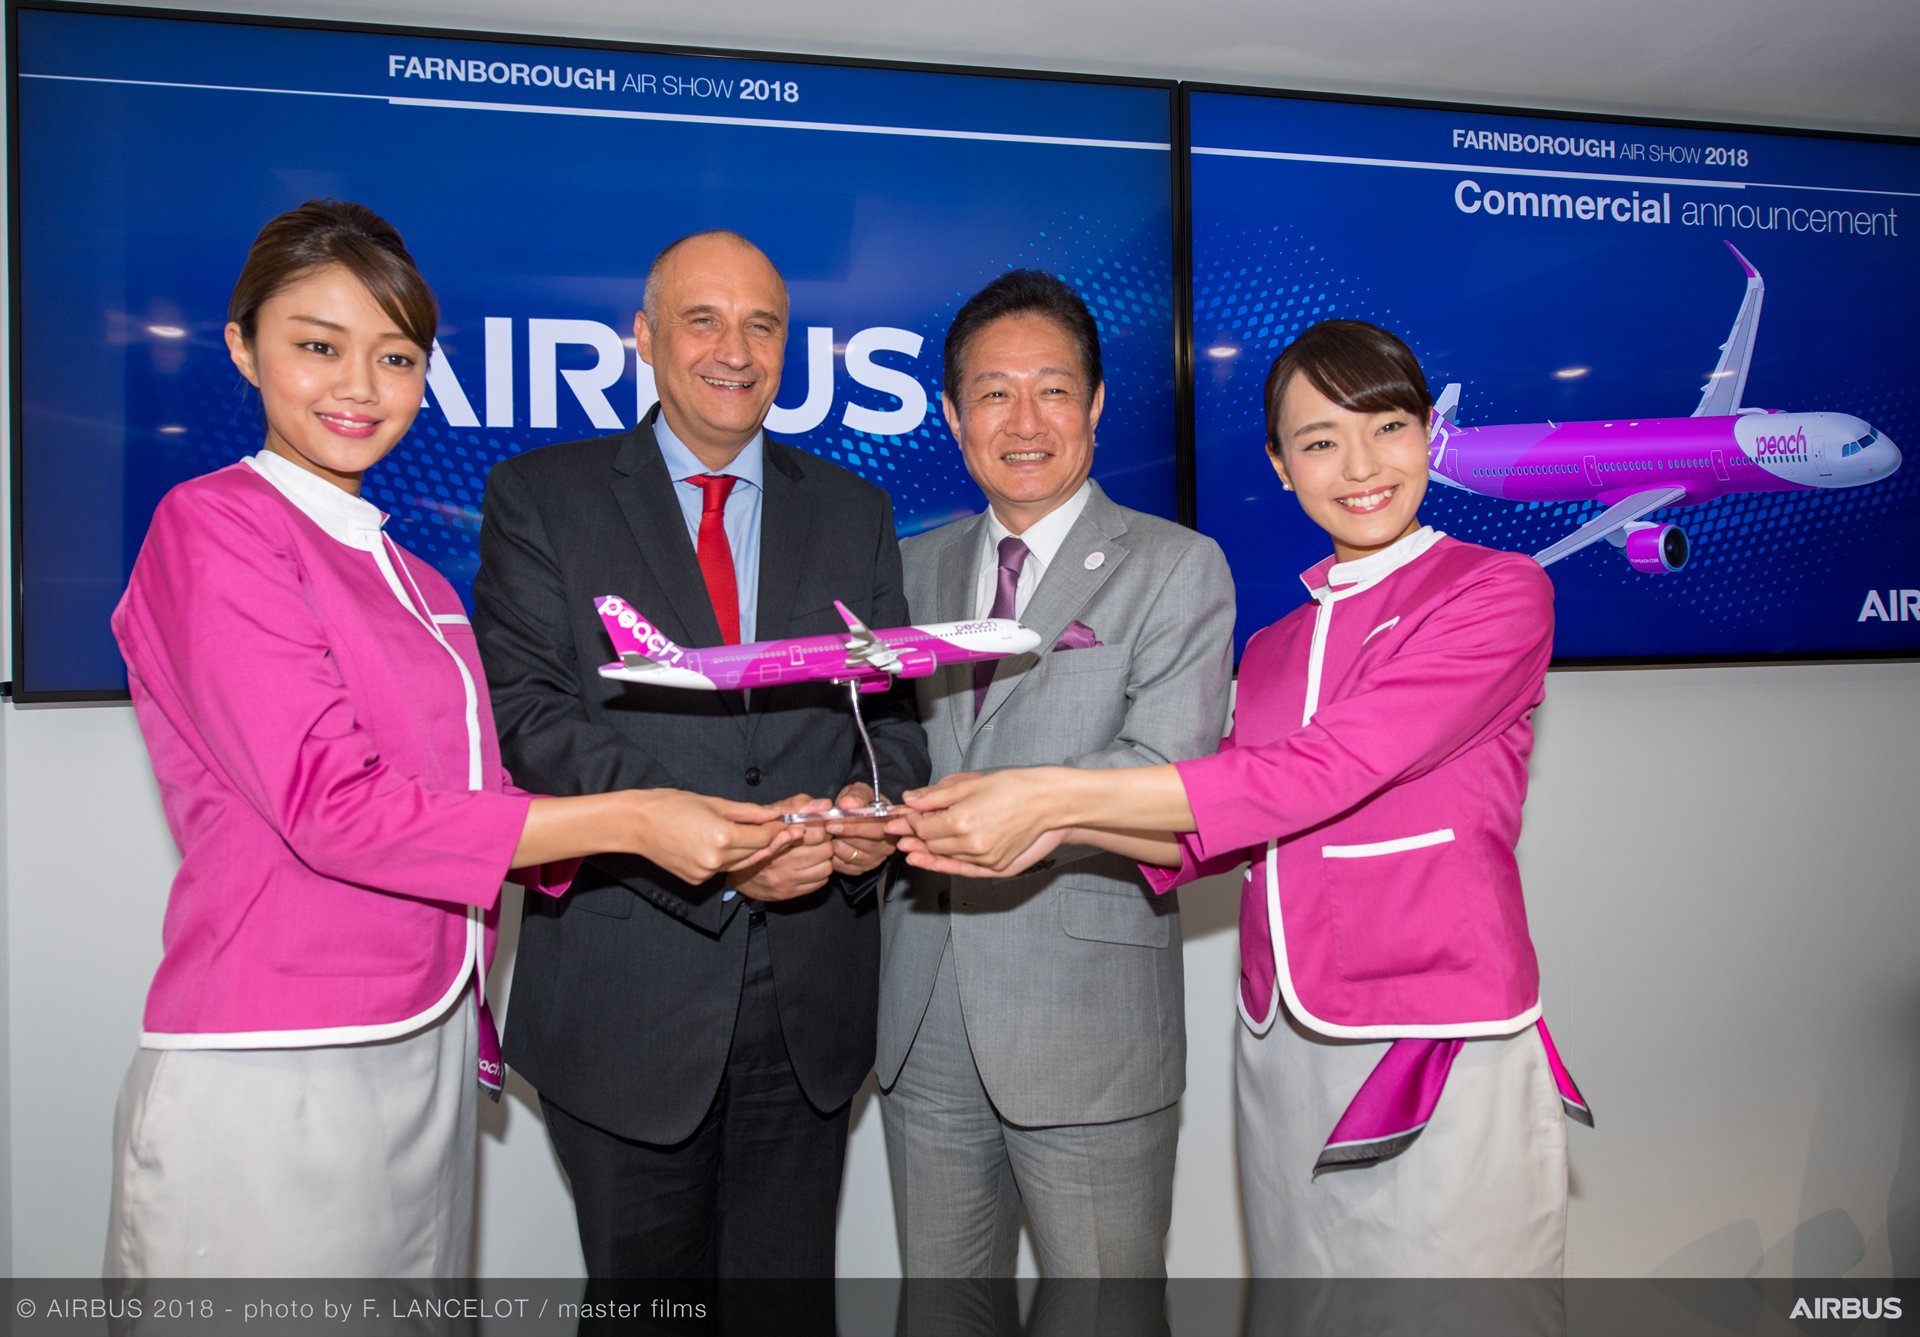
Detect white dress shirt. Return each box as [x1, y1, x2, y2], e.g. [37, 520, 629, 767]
[973, 481, 1094, 621]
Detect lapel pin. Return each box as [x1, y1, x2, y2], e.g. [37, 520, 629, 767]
[1084, 551, 1105, 571]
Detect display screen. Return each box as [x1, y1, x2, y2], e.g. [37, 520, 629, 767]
[10, 5, 1177, 697]
[1188, 88, 1920, 662]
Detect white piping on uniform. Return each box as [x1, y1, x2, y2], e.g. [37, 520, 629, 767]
[192, 453, 487, 1051]
[1263, 840, 1540, 1041]
[1322, 828, 1455, 859]
[1258, 526, 1536, 1041]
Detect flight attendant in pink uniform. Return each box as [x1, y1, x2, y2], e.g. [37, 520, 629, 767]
[895, 320, 1589, 1277]
[105, 200, 795, 1278]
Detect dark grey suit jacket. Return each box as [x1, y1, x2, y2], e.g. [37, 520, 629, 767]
[474, 408, 929, 1144]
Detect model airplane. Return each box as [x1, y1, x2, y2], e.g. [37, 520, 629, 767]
[1425, 241, 1901, 573]
[594, 594, 1041, 822]
[593, 594, 1040, 692]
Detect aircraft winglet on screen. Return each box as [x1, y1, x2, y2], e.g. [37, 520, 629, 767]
[593, 595, 1041, 693]
[1425, 241, 1902, 574]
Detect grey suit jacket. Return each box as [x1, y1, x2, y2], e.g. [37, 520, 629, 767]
[877, 482, 1235, 1127]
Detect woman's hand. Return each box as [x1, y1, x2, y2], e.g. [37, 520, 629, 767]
[893, 767, 1076, 876]
[630, 789, 798, 886]
[898, 824, 1071, 879]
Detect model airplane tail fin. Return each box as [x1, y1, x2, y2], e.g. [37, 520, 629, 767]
[1431, 383, 1462, 431]
[594, 594, 689, 669]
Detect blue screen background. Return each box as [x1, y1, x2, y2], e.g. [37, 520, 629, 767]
[1190, 91, 1920, 661]
[13, 9, 1177, 695]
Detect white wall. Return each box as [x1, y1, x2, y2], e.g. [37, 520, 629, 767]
[6, 0, 1918, 1284]
[8, 664, 1919, 1278]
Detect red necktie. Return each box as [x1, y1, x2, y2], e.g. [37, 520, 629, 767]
[689, 474, 740, 644]
[974, 536, 1029, 715]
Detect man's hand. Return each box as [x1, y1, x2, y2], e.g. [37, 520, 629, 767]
[825, 781, 898, 879]
[727, 793, 836, 902]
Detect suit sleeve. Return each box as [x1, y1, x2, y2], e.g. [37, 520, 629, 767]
[112, 485, 530, 909]
[473, 458, 723, 924]
[1037, 535, 1235, 872]
[1176, 555, 1553, 863]
[1065, 535, 1236, 773]
[1139, 720, 1254, 894]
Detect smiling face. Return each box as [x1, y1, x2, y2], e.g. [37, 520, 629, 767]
[225, 263, 428, 495]
[634, 233, 787, 470]
[944, 312, 1105, 534]
[1270, 375, 1429, 564]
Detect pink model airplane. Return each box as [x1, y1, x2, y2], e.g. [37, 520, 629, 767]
[1426, 241, 1901, 573]
[593, 595, 1040, 693]
[595, 594, 1041, 822]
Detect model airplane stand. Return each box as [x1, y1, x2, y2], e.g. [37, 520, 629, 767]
[780, 678, 896, 826]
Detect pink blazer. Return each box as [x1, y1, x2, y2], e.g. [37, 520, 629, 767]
[113, 453, 569, 1048]
[1146, 529, 1554, 1038]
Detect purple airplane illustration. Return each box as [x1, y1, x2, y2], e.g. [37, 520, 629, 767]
[1425, 242, 1902, 572]
[594, 593, 1041, 821]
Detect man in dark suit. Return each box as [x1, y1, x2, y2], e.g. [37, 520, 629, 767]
[473, 230, 928, 1279]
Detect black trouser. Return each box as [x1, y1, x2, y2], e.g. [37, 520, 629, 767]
[541, 907, 852, 1282]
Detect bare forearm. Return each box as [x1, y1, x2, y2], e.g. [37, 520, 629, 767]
[1045, 765, 1198, 837]
[1066, 825, 1185, 867]
[513, 793, 649, 867]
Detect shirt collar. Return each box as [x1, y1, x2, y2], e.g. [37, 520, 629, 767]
[984, 480, 1093, 571]
[1301, 525, 1445, 602]
[244, 450, 387, 550]
[653, 415, 765, 493]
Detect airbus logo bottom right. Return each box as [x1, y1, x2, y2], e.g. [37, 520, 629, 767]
[1787, 1296, 1901, 1320]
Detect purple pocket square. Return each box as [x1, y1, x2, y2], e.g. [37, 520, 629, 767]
[1052, 621, 1103, 653]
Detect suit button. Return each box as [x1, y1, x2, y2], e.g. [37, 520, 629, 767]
[745, 767, 763, 787]
[937, 891, 951, 910]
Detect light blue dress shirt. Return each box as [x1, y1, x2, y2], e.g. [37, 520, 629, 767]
[652, 416, 764, 644]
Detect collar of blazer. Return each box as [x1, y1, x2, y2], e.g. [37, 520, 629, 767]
[609, 405, 818, 732]
[937, 480, 1133, 746]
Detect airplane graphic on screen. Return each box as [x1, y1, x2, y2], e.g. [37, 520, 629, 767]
[593, 594, 1040, 693]
[1426, 242, 1902, 573]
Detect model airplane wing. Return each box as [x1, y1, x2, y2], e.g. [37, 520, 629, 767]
[1533, 486, 1688, 568]
[1693, 242, 1764, 418]
[834, 600, 902, 674]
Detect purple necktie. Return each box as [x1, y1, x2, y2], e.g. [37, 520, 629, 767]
[974, 536, 1029, 715]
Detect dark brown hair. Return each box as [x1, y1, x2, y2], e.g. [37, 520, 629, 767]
[228, 200, 438, 352]
[1263, 320, 1432, 454]
[943, 269, 1102, 404]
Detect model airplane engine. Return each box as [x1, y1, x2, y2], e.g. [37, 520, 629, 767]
[886, 644, 938, 678]
[1617, 522, 1690, 574]
[856, 677, 892, 694]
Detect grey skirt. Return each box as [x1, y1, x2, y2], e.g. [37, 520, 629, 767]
[104, 997, 477, 1279]
[1236, 1001, 1568, 1279]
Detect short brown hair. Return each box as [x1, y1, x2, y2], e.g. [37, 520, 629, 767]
[1264, 320, 1432, 454]
[943, 269, 1102, 405]
[228, 200, 438, 352]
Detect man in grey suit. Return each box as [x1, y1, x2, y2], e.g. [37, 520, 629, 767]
[877, 270, 1235, 1278]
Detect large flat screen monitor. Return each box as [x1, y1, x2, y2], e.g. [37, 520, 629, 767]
[1187, 87, 1920, 663]
[9, 3, 1178, 698]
